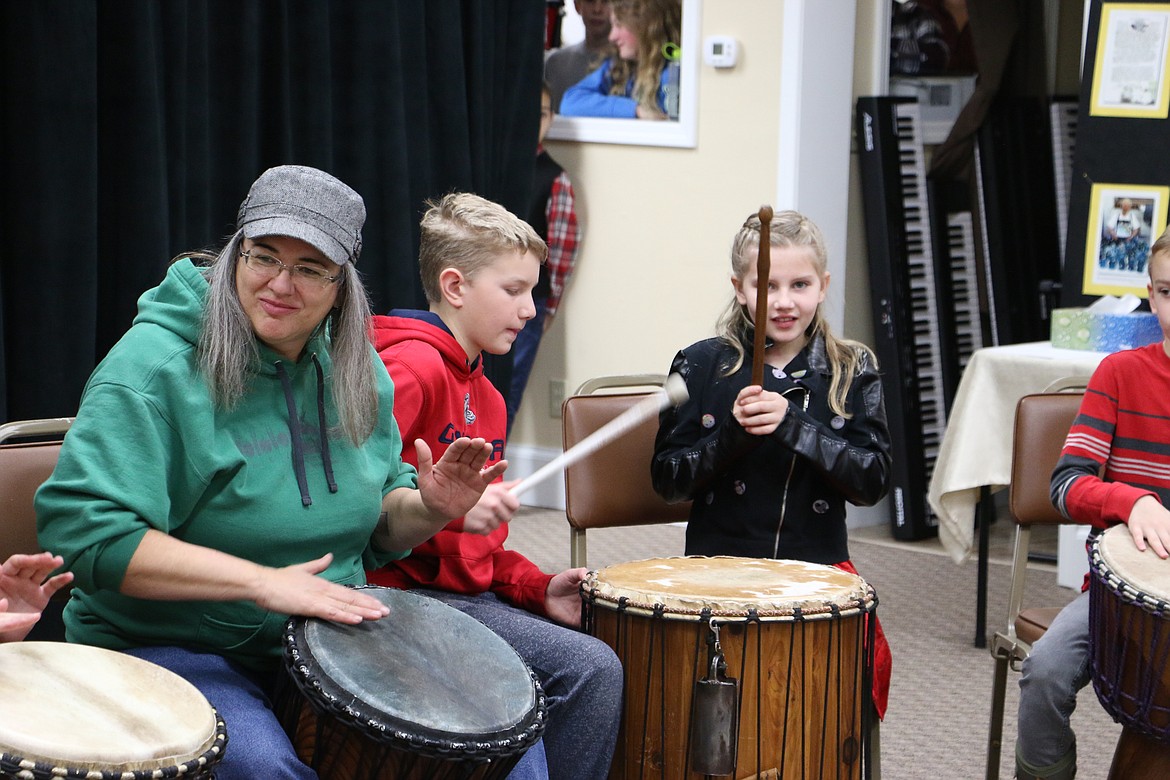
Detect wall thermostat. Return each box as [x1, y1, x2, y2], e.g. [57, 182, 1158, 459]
[703, 35, 738, 68]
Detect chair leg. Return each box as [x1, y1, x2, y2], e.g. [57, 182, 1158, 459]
[570, 527, 587, 569]
[869, 714, 881, 780]
[987, 653, 1010, 780]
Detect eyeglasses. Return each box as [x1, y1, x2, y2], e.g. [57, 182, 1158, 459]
[240, 249, 342, 288]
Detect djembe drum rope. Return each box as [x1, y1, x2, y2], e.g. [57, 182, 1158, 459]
[1090, 548, 1170, 740]
[1086, 527, 1170, 777]
[582, 558, 879, 779]
[592, 600, 878, 778]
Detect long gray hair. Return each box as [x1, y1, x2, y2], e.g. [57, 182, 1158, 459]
[192, 231, 378, 445]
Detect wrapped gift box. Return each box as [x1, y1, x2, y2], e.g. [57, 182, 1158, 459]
[1050, 308, 1162, 352]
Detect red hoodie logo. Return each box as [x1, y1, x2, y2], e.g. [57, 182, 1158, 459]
[438, 424, 505, 462]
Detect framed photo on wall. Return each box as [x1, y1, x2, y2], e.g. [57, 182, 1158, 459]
[1089, 3, 1170, 118]
[546, 0, 700, 148]
[1082, 182, 1169, 296]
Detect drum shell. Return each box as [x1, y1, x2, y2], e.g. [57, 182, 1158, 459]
[584, 557, 875, 780]
[276, 690, 527, 780]
[1089, 529, 1170, 742]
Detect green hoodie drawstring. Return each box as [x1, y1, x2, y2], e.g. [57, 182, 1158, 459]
[275, 357, 337, 506]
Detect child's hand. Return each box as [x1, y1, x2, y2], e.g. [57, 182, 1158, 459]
[0, 552, 73, 643]
[461, 480, 521, 535]
[733, 385, 789, 436]
[544, 567, 587, 627]
[1127, 495, 1170, 558]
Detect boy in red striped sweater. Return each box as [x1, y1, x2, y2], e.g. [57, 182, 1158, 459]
[1016, 224, 1170, 779]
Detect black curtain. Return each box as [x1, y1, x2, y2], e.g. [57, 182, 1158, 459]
[0, 0, 543, 422]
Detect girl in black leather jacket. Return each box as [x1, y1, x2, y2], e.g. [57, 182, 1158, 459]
[651, 208, 894, 716]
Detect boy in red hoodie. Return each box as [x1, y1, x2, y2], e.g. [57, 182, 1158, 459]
[368, 193, 621, 780]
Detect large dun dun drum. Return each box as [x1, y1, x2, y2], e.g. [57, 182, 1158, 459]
[583, 556, 877, 779]
[0, 641, 226, 780]
[276, 586, 546, 780]
[1089, 524, 1170, 779]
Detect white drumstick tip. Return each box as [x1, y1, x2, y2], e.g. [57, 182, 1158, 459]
[663, 373, 688, 407]
[508, 374, 688, 499]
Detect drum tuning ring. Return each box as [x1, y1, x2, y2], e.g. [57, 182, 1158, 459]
[707, 617, 723, 655]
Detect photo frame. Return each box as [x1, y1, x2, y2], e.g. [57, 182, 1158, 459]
[1089, 3, 1170, 118]
[545, 0, 701, 148]
[1082, 182, 1170, 296]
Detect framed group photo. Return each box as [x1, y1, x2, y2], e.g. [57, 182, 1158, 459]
[1082, 182, 1170, 296]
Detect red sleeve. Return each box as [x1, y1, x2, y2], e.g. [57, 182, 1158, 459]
[543, 172, 579, 319]
[491, 548, 555, 616]
[1052, 358, 1158, 527]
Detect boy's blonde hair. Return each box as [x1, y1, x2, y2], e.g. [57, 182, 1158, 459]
[1150, 224, 1170, 278]
[418, 193, 548, 303]
[716, 209, 877, 418]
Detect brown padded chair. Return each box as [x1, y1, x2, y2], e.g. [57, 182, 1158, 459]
[985, 390, 1085, 780]
[0, 417, 74, 641]
[561, 375, 690, 569]
[0, 417, 73, 563]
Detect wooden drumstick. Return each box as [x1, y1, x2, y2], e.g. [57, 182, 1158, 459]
[752, 205, 773, 386]
[509, 374, 689, 498]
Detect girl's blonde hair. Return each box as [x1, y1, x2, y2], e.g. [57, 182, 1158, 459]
[607, 0, 681, 116]
[716, 210, 877, 418]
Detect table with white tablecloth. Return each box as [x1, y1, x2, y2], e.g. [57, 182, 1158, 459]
[927, 341, 1108, 645]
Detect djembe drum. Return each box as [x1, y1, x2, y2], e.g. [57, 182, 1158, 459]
[275, 586, 546, 779]
[0, 641, 226, 780]
[1088, 524, 1170, 779]
[583, 556, 877, 779]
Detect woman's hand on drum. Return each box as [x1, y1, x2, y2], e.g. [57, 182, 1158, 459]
[416, 437, 509, 521]
[253, 554, 391, 625]
[733, 385, 789, 436]
[1127, 496, 1170, 558]
[544, 567, 588, 627]
[462, 481, 520, 535]
[0, 552, 74, 643]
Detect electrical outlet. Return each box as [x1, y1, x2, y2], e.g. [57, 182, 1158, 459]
[549, 379, 566, 418]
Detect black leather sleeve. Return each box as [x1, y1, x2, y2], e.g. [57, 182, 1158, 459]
[651, 347, 759, 503]
[769, 359, 892, 506]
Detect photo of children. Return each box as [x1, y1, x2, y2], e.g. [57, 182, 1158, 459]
[1083, 184, 1169, 297]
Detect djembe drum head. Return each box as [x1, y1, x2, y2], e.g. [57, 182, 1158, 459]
[0, 641, 225, 780]
[587, 555, 873, 616]
[278, 585, 545, 779]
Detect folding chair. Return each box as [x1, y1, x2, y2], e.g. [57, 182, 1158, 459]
[985, 389, 1085, 779]
[0, 417, 74, 641]
[561, 375, 690, 569]
[0, 417, 73, 561]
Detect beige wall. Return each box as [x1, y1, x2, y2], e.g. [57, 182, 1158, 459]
[513, 0, 883, 455]
[515, 0, 784, 448]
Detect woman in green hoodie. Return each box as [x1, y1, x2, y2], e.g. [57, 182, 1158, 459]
[35, 166, 519, 779]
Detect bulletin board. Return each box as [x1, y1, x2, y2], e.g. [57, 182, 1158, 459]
[1062, 0, 1170, 306]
